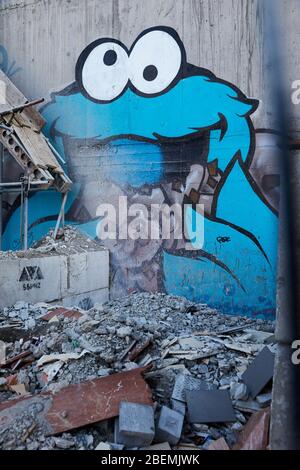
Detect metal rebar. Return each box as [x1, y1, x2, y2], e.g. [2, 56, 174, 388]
[22, 179, 30, 251]
[53, 192, 68, 240]
[19, 182, 24, 249]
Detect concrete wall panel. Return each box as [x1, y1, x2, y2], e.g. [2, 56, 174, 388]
[1, 0, 294, 317]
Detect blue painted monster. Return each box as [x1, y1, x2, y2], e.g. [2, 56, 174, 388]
[3, 27, 278, 317]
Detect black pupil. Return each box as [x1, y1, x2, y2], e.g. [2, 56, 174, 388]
[103, 50, 117, 66]
[143, 65, 158, 81]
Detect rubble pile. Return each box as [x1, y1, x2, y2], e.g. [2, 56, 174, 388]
[0, 293, 275, 450]
[0, 226, 99, 260]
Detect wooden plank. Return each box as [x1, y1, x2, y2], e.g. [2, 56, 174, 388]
[0, 69, 45, 131]
[10, 113, 63, 172]
[0, 368, 153, 436]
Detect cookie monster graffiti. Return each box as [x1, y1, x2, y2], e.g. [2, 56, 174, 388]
[2, 27, 279, 317]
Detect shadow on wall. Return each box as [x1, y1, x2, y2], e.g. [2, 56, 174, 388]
[2, 27, 280, 318]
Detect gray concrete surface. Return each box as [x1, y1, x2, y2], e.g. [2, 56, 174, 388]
[0, 248, 109, 308]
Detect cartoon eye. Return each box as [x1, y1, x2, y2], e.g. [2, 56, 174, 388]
[129, 30, 183, 95]
[79, 41, 129, 102]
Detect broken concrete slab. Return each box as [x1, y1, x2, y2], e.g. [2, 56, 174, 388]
[242, 347, 275, 398]
[118, 402, 155, 448]
[172, 373, 216, 403]
[186, 389, 236, 424]
[243, 329, 275, 344]
[156, 406, 184, 445]
[0, 368, 152, 436]
[234, 409, 270, 450]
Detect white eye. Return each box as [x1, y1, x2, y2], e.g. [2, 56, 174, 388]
[80, 41, 129, 102]
[129, 30, 182, 95]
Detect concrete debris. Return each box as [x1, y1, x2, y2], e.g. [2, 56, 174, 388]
[230, 382, 249, 401]
[156, 406, 184, 445]
[0, 368, 152, 441]
[171, 399, 186, 416]
[0, 227, 100, 260]
[117, 402, 155, 448]
[0, 291, 275, 450]
[172, 374, 216, 403]
[95, 442, 112, 451]
[36, 351, 90, 367]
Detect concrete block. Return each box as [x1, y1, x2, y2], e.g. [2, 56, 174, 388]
[0, 247, 109, 309]
[156, 406, 184, 445]
[0, 255, 68, 308]
[171, 399, 186, 416]
[60, 288, 109, 310]
[172, 373, 216, 403]
[67, 249, 109, 296]
[118, 402, 155, 448]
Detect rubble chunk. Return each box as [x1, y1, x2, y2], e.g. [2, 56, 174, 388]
[230, 382, 249, 401]
[171, 399, 186, 416]
[156, 406, 184, 445]
[118, 402, 155, 448]
[117, 327, 132, 338]
[95, 442, 112, 451]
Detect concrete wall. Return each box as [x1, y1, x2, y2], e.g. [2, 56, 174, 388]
[1, 0, 296, 317]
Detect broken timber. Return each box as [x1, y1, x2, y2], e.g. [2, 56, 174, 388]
[0, 368, 153, 436]
[0, 69, 71, 193]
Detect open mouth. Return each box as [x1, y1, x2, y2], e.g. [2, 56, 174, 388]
[62, 129, 211, 190]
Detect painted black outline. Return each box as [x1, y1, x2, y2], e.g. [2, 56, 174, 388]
[207, 151, 276, 264]
[6, 27, 275, 303]
[75, 26, 190, 104]
[164, 247, 246, 293]
[69, 26, 259, 175]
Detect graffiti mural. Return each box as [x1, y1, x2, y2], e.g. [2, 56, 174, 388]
[3, 27, 279, 317]
[0, 45, 22, 77]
